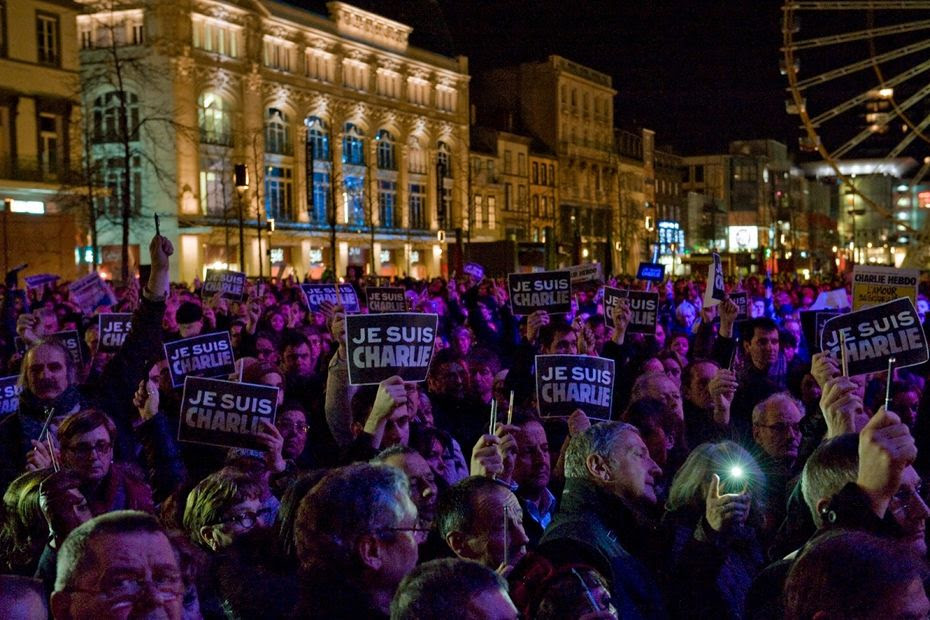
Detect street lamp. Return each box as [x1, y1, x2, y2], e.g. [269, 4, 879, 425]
[234, 164, 249, 273]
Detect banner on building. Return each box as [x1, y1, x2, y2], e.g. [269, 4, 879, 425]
[536, 354, 614, 421]
[345, 313, 439, 385]
[508, 270, 572, 315]
[177, 376, 279, 451]
[97, 313, 133, 353]
[164, 331, 236, 388]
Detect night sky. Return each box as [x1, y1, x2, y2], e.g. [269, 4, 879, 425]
[439, 1, 795, 155]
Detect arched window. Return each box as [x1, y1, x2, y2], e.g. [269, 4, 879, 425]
[376, 129, 396, 170]
[265, 108, 291, 155]
[198, 92, 231, 146]
[408, 135, 426, 174]
[437, 141, 451, 177]
[305, 116, 329, 160]
[342, 123, 364, 165]
[92, 91, 139, 143]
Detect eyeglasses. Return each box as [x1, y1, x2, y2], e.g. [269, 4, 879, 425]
[755, 422, 802, 434]
[216, 507, 274, 530]
[69, 571, 184, 606]
[377, 524, 431, 544]
[64, 440, 112, 457]
[276, 422, 309, 434]
[891, 483, 928, 516]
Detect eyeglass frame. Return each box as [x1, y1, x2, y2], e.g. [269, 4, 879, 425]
[62, 440, 113, 458]
[66, 572, 185, 607]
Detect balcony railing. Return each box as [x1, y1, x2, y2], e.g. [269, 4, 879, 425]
[0, 156, 82, 184]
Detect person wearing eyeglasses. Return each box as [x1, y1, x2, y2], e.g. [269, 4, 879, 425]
[50, 510, 184, 620]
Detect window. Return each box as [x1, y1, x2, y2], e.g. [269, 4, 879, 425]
[377, 69, 400, 98]
[532, 195, 539, 216]
[532, 162, 539, 184]
[376, 130, 396, 170]
[342, 123, 364, 166]
[265, 108, 291, 155]
[343, 59, 368, 90]
[408, 136, 426, 174]
[474, 195, 483, 228]
[265, 166, 294, 221]
[36, 13, 59, 65]
[518, 153, 526, 176]
[504, 183, 512, 211]
[93, 91, 140, 143]
[98, 156, 142, 217]
[437, 142, 451, 177]
[549, 165, 555, 185]
[198, 92, 231, 146]
[305, 116, 329, 160]
[487, 160, 495, 180]
[306, 48, 334, 82]
[379, 180, 397, 227]
[540, 164, 547, 185]
[518, 185, 527, 212]
[409, 183, 426, 229]
[38, 113, 59, 177]
[436, 84, 455, 112]
[192, 16, 238, 57]
[487, 196, 496, 229]
[199, 160, 232, 216]
[408, 77, 429, 106]
[309, 171, 330, 225]
[343, 175, 365, 226]
[503, 150, 512, 174]
[264, 38, 293, 72]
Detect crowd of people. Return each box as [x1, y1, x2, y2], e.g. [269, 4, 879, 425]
[0, 233, 928, 619]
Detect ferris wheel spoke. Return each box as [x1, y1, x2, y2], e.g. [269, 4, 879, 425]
[888, 111, 930, 157]
[832, 81, 930, 157]
[793, 39, 930, 91]
[789, 19, 930, 50]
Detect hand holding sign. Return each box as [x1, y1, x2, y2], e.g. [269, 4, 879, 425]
[811, 351, 841, 388]
[609, 298, 632, 344]
[364, 376, 408, 449]
[708, 368, 738, 425]
[133, 378, 159, 424]
[857, 406, 917, 518]
[254, 420, 287, 474]
[819, 377, 864, 438]
[526, 310, 550, 346]
[718, 298, 739, 339]
[16, 313, 40, 346]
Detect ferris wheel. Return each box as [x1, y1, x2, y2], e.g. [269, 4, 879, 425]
[781, 1, 930, 263]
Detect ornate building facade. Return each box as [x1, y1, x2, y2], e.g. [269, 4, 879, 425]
[78, 0, 469, 282]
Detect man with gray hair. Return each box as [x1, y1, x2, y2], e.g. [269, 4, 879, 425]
[293, 463, 420, 618]
[538, 421, 666, 620]
[751, 391, 805, 528]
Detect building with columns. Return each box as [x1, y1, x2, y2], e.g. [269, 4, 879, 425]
[77, 0, 469, 282]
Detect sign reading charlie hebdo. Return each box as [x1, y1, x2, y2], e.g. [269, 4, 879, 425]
[177, 376, 279, 451]
[603, 288, 659, 334]
[164, 332, 236, 388]
[852, 265, 918, 311]
[0, 375, 21, 417]
[820, 297, 928, 376]
[97, 313, 133, 353]
[202, 269, 247, 302]
[535, 354, 615, 421]
[300, 283, 361, 313]
[345, 313, 439, 385]
[508, 270, 572, 315]
[365, 287, 408, 313]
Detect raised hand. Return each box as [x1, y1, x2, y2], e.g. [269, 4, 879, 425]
[705, 473, 751, 533]
[857, 406, 917, 518]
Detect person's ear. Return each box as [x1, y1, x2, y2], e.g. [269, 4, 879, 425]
[586, 454, 611, 483]
[199, 525, 220, 551]
[815, 498, 831, 521]
[357, 534, 382, 571]
[742, 339, 752, 354]
[751, 424, 762, 445]
[51, 591, 72, 620]
[444, 531, 473, 561]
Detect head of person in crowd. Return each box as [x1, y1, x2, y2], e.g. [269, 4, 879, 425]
[0, 469, 50, 573]
[409, 425, 454, 487]
[264, 307, 287, 333]
[654, 322, 667, 350]
[675, 300, 697, 331]
[427, 348, 468, 401]
[228, 318, 246, 351]
[467, 347, 501, 404]
[437, 476, 529, 572]
[83, 324, 111, 375]
[784, 530, 929, 620]
[801, 433, 929, 555]
[918, 294, 930, 325]
[253, 331, 280, 366]
[681, 359, 719, 411]
[274, 401, 309, 461]
[302, 324, 325, 364]
[294, 463, 419, 615]
[539, 319, 578, 355]
[276, 470, 328, 564]
[280, 331, 316, 379]
[666, 440, 763, 523]
[352, 384, 411, 448]
[51, 510, 184, 620]
[783, 316, 802, 346]
[668, 333, 690, 365]
[176, 301, 204, 338]
[587, 314, 607, 354]
[451, 325, 474, 358]
[656, 350, 683, 387]
[391, 558, 518, 620]
[889, 380, 921, 428]
[780, 330, 799, 363]
[36, 307, 61, 335]
[624, 397, 681, 469]
[749, 297, 766, 319]
[19, 339, 77, 402]
[183, 470, 264, 552]
[741, 317, 780, 371]
[0, 575, 48, 620]
[373, 445, 438, 532]
[511, 411, 551, 502]
[564, 421, 662, 509]
[640, 356, 664, 375]
[242, 360, 285, 406]
[58, 408, 117, 485]
[751, 392, 804, 466]
[508, 560, 617, 620]
[631, 371, 684, 420]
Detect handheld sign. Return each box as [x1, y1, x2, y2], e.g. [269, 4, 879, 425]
[366, 287, 408, 313]
[800, 310, 842, 354]
[177, 376, 279, 451]
[68, 272, 115, 315]
[636, 262, 666, 283]
[463, 262, 485, 281]
[702, 253, 725, 308]
[164, 332, 236, 388]
[810, 288, 851, 311]
[0, 375, 21, 417]
[345, 313, 439, 385]
[729, 292, 749, 320]
[508, 270, 571, 316]
[202, 269, 247, 302]
[603, 288, 660, 334]
[536, 354, 614, 421]
[852, 265, 918, 311]
[820, 297, 928, 376]
[300, 283, 361, 313]
[97, 313, 133, 353]
[568, 264, 603, 285]
[24, 273, 59, 289]
[49, 330, 83, 366]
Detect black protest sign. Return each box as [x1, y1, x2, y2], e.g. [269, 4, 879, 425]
[202, 269, 247, 301]
[820, 298, 928, 376]
[177, 376, 278, 450]
[603, 288, 659, 334]
[702, 253, 725, 308]
[97, 313, 133, 353]
[68, 272, 115, 314]
[345, 313, 438, 385]
[366, 287, 408, 313]
[300, 283, 361, 313]
[801, 310, 841, 354]
[508, 270, 571, 315]
[164, 331, 236, 388]
[535, 354, 615, 421]
[636, 262, 666, 282]
[729, 292, 749, 320]
[50, 330, 83, 366]
[0, 375, 21, 417]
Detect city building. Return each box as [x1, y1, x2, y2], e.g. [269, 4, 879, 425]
[0, 0, 82, 279]
[77, 0, 470, 282]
